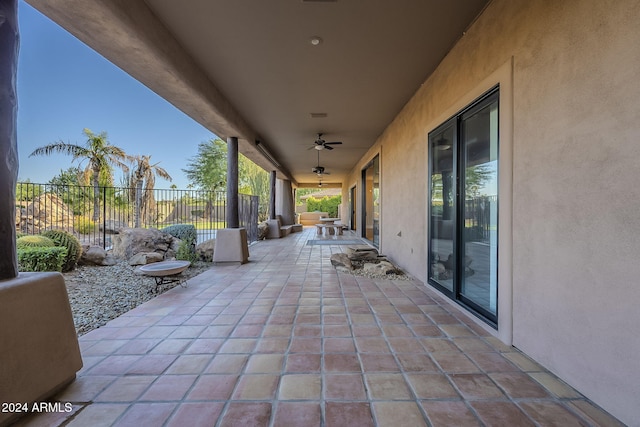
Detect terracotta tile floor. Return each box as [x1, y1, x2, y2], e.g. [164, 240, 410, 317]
[16, 228, 623, 426]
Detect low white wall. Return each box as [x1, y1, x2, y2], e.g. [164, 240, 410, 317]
[298, 211, 328, 226]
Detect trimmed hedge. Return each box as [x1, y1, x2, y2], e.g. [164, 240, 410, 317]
[17, 246, 67, 272]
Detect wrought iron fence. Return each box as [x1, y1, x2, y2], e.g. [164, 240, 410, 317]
[15, 182, 260, 248]
[464, 195, 497, 242]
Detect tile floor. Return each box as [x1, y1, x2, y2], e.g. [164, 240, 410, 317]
[16, 228, 623, 426]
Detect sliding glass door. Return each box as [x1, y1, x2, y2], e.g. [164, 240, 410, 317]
[429, 88, 499, 325]
[362, 155, 380, 247]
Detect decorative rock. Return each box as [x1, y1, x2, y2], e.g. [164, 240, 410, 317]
[18, 193, 74, 233]
[345, 245, 379, 260]
[196, 238, 216, 262]
[346, 245, 378, 254]
[129, 252, 164, 266]
[169, 237, 182, 253]
[111, 227, 177, 260]
[363, 261, 397, 275]
[79, 245, 117, 266]
[330, 253, 352, 271]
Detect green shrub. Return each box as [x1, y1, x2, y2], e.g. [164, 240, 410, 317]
[17, 246, 67, 272]
[306, 195, 342, 218]
[16, 235, 56, 249]
[176, 239, 198, 263]
[161, 224, 197, 243]
[16, 231, 25, 239]
[40, 229, 82, 272]
[162, 224, 197, 261]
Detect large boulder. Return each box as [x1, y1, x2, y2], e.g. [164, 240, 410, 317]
[363, 261, 397, 275]
[78, 245, 117, 266]
[346, 245, 379, 260]
[111, 228, 178, 261]
[129, 252, 164, 266]
[100, 219, 128, 234]
[18, 193, 74, 233]
[196, 238, 216, 262]
[330, 253, 352, 273]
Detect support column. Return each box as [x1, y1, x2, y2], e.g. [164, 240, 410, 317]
[226, 136, 239, 228]
[276, 179, 295, 225]
[214, 136, 248, 263]
[269, 170, 276, 220]
[0, 0, 19, 280]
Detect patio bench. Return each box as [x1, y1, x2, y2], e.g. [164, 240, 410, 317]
[266, 218, 303, 238]
[315, 223, 343, 236]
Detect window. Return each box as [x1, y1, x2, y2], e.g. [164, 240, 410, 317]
[428, 87, 499, 325]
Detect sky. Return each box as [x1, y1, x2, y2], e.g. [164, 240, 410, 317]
[16, 1, 216, 190]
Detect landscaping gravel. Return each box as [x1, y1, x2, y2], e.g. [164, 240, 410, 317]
[63, 260, 212, 336]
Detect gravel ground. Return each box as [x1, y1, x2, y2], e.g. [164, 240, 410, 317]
[63, 260, 212, 336]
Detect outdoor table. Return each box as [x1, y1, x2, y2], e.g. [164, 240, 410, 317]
[319, 217, 340, 224]
[317, 218, 342, 235]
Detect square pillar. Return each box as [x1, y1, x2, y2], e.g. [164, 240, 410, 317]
[213, 228, 249, 264]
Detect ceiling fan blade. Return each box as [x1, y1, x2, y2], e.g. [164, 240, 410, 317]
[324, 145, 334, 150]
[325, 141, 342, 145]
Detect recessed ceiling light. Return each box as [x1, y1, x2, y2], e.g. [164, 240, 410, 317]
[309, 36, 323, 46]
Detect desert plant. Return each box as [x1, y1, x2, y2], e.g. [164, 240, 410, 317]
[176, 239, 198, 263]
[40, 229, 82, 272]
[17, 246, 67, 272]
[16, 235, 56, 249]
[161, 224, 197, 243]
[162, 224, 197, 261]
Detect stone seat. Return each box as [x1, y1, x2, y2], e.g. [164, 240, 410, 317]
[315, 223, 343, 236]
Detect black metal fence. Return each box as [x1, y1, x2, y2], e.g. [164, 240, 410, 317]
[15, 182, 260, 247]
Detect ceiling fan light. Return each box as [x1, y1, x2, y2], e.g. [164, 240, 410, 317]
[314, 145, 324, 150]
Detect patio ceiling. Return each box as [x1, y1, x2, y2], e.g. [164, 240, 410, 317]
[25, 0, 490, 186]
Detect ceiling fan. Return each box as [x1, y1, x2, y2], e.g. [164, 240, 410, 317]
[309, 133, 342, 150]
[312, 150, 330, 176]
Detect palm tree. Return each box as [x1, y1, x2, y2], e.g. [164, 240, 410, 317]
[29, 128, 129, 221]
[129, 155, 172, 227]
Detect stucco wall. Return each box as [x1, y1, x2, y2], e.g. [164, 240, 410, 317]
[346, 0, 640, 424]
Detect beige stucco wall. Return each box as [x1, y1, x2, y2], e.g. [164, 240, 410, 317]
[346, 0, 640, 424]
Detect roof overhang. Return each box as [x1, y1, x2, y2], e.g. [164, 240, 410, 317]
[25, 0, 490, 187]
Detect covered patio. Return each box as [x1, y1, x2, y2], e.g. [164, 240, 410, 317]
[17, 227, 620, 427]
